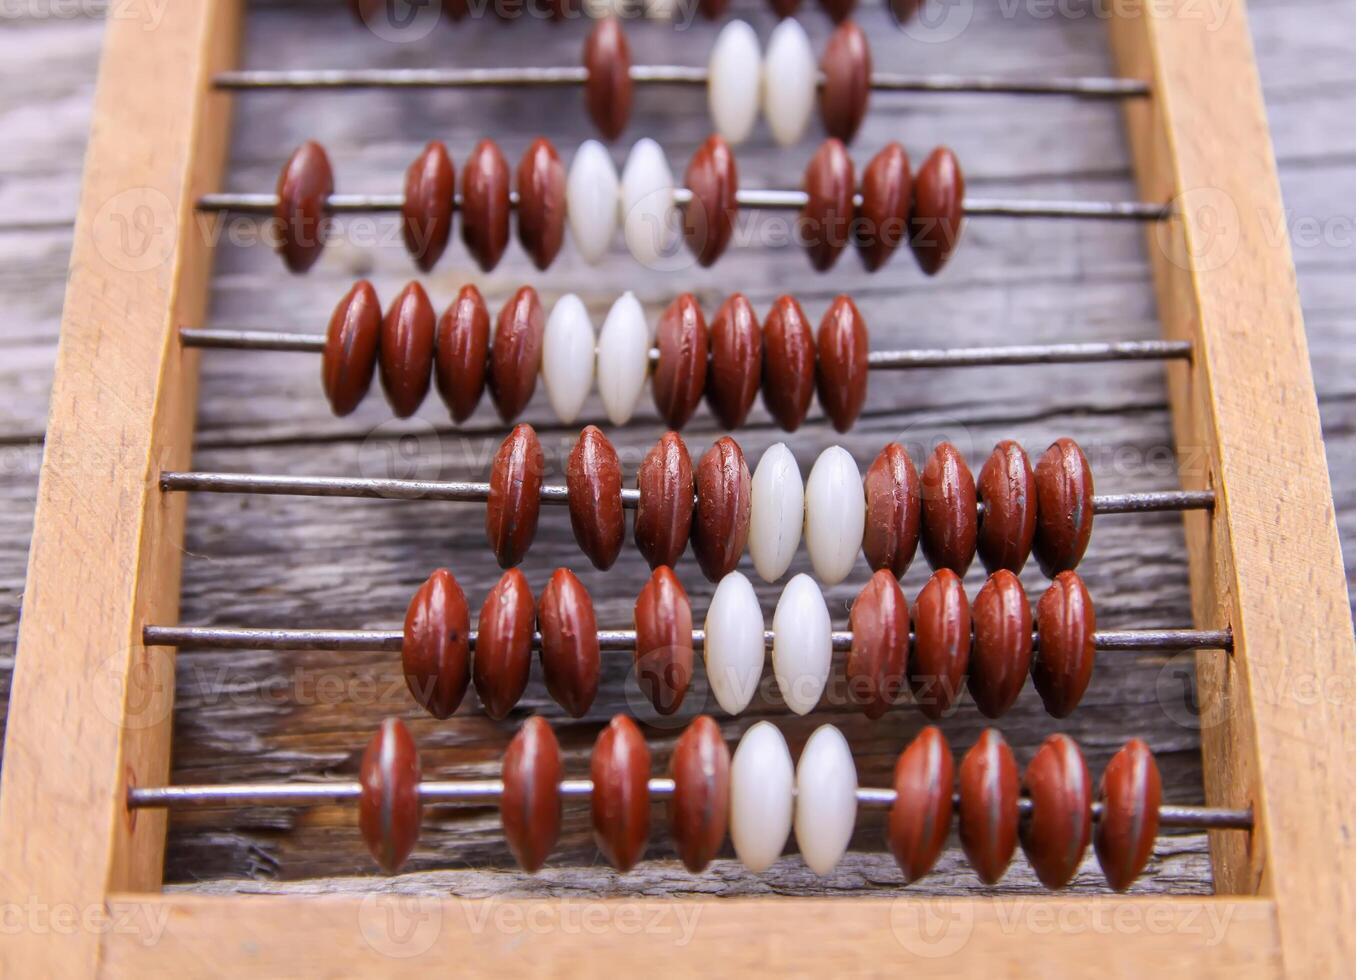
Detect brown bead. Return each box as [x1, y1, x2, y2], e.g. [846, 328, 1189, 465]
[958, 729, 1019, 884]
[567, 425, 625, 570]
[692, 436, 752, 581]
[846, 570, 908, 719]
[538, 568, 600, 717]
[683, 135, 739, 267]
[968, 570, 1033, 718]
[635, 432, 694, 569]
[516, 138, 567, 270]
[1033, 438, 1095, 576]
[583, 17, 632, 140]
[634, 567, 694, 716]
[888, 0, 923, 22]
[819, 22, 871, 143]
[920, 441, 978, 575]
[501, 716, 562, 872]
[770, 0, 801, 14]
[887, 727, 954, 883]
[485, 423, 545, 568]
[274, 141, 332, 273]
[489, 286, 544, 422]
[322, 280, 381, 416]
[818, 0, 856, 21]
[669, 715, 730, 872]
[800, 139, 855, 272]
[854, 142, 911, 271]
[977, 440, 1037, 574]
[652, 294, 709, 429]
[591, 715, 651, 871]
[862, 443, 922, 577]
[474, 568, 535, 720]
[402, 140, 455, 271]
[911, 568, 971, 719]
[1021, 733, 1092, 889]
[697, 0, 729, 15]
[1032, 571, 1096, 718]
[1095, 739, 1162, 892]
[379, 281, 436, 418]
[460, 139, 511, 272]
[402, 568, 471, 719]
[761, 296, 816, 432]
[815, 294, 869, 432]
[911, 146, 966, 276]
[358, 718, 422, 874]
[705, 294, 762, 430]
[434, 284, 490, 424]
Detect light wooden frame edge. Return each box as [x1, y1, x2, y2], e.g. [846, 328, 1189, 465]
[0, 0, 1350, 975]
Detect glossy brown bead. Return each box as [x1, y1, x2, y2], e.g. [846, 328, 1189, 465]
[274, 141, 332, 273]
[920, 441, 978, 575]
[501, 716, 562, 872]
[770, 0, 801, 14]
[887, 727, 954, 883]
[460, 139, 511, 272]
[968, 570, 1033, 718]
[591, 715, 651, 871]
[1095, 739, 1162, 892]
[379, 281, 436, 418]
[819, 21, 871, 143]
[958, 729, 1020, 884]
[976, 440, 1037, 574]
[634, 567, 694, 716]
[567, 425, 625, 570]
[1021, 733, 1092, 889]
[683, 135, 739, 267]
[888, 0, 924, 22]
[402, 568, 471, 719]
[761, 296, 816, 432]
[911, 568, 971, 719]
[692, 436, 752, 582]
[322, 280, 381, 417]
[516, 138, 567, 270]
[815, 295, 869, 432]
[485, 424, 545, 568]
[818, 0, 856, 22]
[652, 294, 709, 429]
[669, 715, 730, 872]
[359, 718, 422, 874]
[697, 0, 729, 16]
[538, 568, 600, 717]
[1033, 438, 1095, 576]
[635, 432, 694, 569]
[402, 140, 455, 271]
[800, 139, 855, 272]
[705, 294, 762, 430]
[434, 284, 490, 423]
[862, 442, 922, 577]
[583, 17, 632, 140]
[1032, 571, 1096, 718]
[489, 286, 544, 423]
[474, 568, 535, 720]
[910, 146, 966, 276]
[855, 142, 911, 271]
[847, 570, 908, 719]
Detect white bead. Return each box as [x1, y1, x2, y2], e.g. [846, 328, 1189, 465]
[595, 292, 650, 426]
[566, 140, 620, 265]
[730, 721, 794, 873]
[762, 19, 817, 148]
[708, 20, 762, 145]
[749, 443, 804, 583]
[804, 446, 865, 586]
[794, 724, 858, 875]
[702, 571, 765, 715]
[771, 574, 832, 715]
[620, 138, 677, 268]
[540, 294, 595, 425]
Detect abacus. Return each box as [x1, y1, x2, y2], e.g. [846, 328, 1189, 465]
[1, 1, 1352, 977]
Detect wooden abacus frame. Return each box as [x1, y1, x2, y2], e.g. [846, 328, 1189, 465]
[0, 0, 1351, 975]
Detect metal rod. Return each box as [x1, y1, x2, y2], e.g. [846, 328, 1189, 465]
[125, 780, 1250, 830]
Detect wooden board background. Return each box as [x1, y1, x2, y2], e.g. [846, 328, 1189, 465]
[0, 0, 1350, 898]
